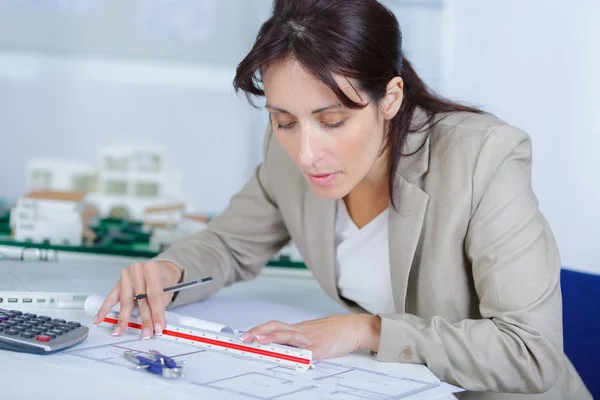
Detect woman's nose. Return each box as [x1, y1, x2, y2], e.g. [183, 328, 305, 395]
[298, 130, 323, 168]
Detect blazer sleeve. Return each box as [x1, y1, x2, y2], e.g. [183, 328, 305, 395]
[374, 125, 564, 394]
[154, 126, 291, 308]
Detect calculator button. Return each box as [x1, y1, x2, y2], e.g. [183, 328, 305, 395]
[0, 323, 10, 329]
[0, 315, 8, 322]
[52, 319, 66, 324]
[50, 329, 63, 336]
[36, 335, 51, 342]
[8, 310, 23, 316]
[6, 329, 19, 335]
[21, 332, 35, 339]
[24, 313, 37, 318]
[37, 316, 51, 322]
[67, 321, 82, 328]
[42, 333, 57, 339]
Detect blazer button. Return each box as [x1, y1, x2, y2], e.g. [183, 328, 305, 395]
[400, 345, 413, 361]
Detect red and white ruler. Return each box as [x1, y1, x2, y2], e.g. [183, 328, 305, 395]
[100, 311, 313, 371]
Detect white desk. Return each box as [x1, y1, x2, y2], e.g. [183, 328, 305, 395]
[0, 248, 459, 399]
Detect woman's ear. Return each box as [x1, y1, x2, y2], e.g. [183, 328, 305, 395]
[380, 77, 404, 120]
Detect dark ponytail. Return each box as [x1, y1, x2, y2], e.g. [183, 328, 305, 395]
[234, 0, 483, 208]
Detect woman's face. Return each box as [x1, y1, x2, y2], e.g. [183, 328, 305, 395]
[262, 57, 402, 200]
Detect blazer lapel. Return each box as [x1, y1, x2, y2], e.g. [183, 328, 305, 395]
[303, 190, 340, 302]
[389, 122, 431, 313]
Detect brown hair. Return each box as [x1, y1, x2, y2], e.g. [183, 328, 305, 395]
[234, 0, 483, 207]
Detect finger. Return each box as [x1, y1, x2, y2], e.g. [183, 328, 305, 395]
[144, 261, 166, 335]
[114, 267, 135, 336]
[131, 263, 153, 339]
[257, 330, 309, 349]
[239, 320, 293, 343]
[93, 284, 120, 324]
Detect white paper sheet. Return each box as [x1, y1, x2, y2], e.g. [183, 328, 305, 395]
[61, 325, 455, 400]
[0, 295, 462, 399]
[60, 296, 463, 399]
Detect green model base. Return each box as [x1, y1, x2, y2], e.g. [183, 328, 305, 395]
[0, 215, 307, 270]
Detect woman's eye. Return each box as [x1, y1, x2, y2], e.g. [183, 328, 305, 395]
[277, 122, 296, 130]
[322, 120, 345, 129]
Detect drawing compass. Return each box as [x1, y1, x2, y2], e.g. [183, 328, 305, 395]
[123, 349, 185, 378]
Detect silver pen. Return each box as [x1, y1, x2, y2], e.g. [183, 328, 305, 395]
[133, 276, 213, 301]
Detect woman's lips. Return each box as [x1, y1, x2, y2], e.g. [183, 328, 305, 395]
[307, 172, 339, 186]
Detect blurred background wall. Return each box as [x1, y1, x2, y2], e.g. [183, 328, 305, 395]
[0, 0, 598, 274]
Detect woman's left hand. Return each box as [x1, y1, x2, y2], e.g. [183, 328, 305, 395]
[238, 314, 382, 360]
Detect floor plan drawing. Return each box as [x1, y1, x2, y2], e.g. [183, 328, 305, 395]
[65, 335, 442, 399]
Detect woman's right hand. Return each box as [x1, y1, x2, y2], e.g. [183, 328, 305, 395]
[92, 260, 183, 339]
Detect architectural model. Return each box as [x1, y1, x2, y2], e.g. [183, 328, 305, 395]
[26, 144, 186, 220]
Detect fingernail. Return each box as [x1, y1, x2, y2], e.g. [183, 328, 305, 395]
[112, 327, 120, 336]
[92, 315, 98, 324]
[154, 323, 163, 336]
[239, 332, 250, 341]
[142, 328, 151, 339]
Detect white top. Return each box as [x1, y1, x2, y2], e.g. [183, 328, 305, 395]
[334, 199, 396, 315]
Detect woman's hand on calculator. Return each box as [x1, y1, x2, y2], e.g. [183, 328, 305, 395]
[92, 261, 183, 339]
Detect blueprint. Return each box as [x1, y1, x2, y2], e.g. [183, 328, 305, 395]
[65, 334, 442, 399]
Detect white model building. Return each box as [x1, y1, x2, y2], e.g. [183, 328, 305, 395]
[143, 203, 186, 229]
[142, 203, 207, 251]
[25, 145, 186, 221]
[27, 159, 96, 192]
[10, 190, 86, 246]
[87, 145, 186, 220]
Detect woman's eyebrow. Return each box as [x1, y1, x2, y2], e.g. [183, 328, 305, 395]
[311, 104, 342, 114]
[265, 103, 342, 115]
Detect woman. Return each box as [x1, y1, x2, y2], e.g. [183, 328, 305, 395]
[94, 0, 591, 398]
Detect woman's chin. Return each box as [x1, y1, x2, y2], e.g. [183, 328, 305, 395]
[310, 183, 350, 200]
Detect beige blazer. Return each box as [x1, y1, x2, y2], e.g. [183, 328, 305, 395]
[157, 110, 591, 399]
